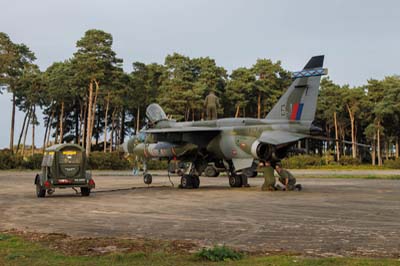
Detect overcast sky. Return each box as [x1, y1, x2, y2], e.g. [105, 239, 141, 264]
[1, 0, 400, 148]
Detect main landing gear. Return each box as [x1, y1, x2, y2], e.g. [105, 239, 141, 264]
[180, 174, 200, 189]
[228, 174, 248, 187]
[226, 160, 250, 188]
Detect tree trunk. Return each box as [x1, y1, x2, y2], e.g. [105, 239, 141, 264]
[9, 93, 16, 152]
[372, 131, 376, 166]
[95, 105, 100, 146]
[115, 114, 120, 149]
[346, 105, 357, 159]
[45, 111, 54, 149]
[42, 109, 53, 153]
[377, 123, 382, 166]
[75, 104, 79, 144]
[385, 140, 389, 161]
[42, 115, 50, 153]
[257, 92, 261, 119]
[86, 81, 94, 156]
[235, 105, 240, 118]
[340, 124, 345, 156]
[120, 108, 125, 145]
[78, 103, 83, 146]
[21, 107, 32, 156]
[90, 80, 99, 150]
[82, 100, 88, 148]
[31, 105, 35, 156]
[263, 98, 268, 117]
[103, 93, 110, 153]
[334, 112, 340, 161]
[396, 136, 399, 159]
[185, 107, 189, 121]
[326, 125, 330, 152]
[16, 110, 29, 154]
[54, 122, 59, 145]
[59, 101, 64, 144]
[136, 107, 140, 134]
[110, 109, 116, 152]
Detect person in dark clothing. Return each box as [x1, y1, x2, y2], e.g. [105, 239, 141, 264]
[204, 91, 220, 120]
[257, 161, 276, 191]
[275, 163, 302, 191]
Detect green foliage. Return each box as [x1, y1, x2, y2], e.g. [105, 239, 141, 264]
[3, 29, 400, 164]
[72, 29, 122, 83]
[0, 234, 12, 241]
[225, 67, 254, 116]
[88, 152, 130, 170]
[0, 149, 23, 169]
[157, 53, 227, 121]
[22, 154, 43, 169]
[384, 159, 400, 169]
[339, 156, 361, 166]
[196, 245, 243, 262]
[282, 155, 325, 169]
[0, 32, 36, 91]
[283, 155, 365, 169]
[146, 160, 169, 170]
[1, 232, 400, 266]
[0, 151, 42, 170]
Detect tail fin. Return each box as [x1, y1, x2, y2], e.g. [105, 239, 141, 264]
[266, 55, 326, 123]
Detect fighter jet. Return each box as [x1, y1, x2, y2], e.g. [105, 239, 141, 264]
[124, 56, 327, 188]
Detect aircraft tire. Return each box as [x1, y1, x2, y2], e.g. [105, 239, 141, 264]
[144, 174, 153, 185]
[192, 175, 200, 188]
[229, 175, 242, 187]
[181, 174, 193, 189]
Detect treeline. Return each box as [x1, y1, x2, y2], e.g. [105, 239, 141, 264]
[1, 29, 399, 165]
[317, 77, 400, 165]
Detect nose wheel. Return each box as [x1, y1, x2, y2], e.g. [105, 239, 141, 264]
[144, 173, 153, 185]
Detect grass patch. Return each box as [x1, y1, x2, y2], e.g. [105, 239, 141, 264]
[311, 164, 391, 170]
[196, 245, 244, 262]
[298, 174, 400, 180]
[1, 232, 400, 266]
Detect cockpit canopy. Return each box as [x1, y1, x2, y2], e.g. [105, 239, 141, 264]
[146, 103, 167, 124]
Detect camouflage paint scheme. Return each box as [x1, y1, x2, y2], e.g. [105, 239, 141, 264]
[124, 56, 326, 186]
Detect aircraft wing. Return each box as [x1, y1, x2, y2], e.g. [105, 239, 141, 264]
[258, 130, 308, 145]
[143, 127, 221, 147]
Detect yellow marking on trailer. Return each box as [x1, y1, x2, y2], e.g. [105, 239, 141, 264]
[62, 151, 77, 155]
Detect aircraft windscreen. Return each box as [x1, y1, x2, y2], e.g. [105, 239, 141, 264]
[146, 103, 167, 123]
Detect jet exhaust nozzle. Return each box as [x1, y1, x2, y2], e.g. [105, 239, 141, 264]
[251, 141, 273, 161]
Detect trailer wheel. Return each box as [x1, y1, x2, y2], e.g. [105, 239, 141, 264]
[81, 187, 91, 196]
[204, 166, 219, 177]
[36, 182, 46, 198]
